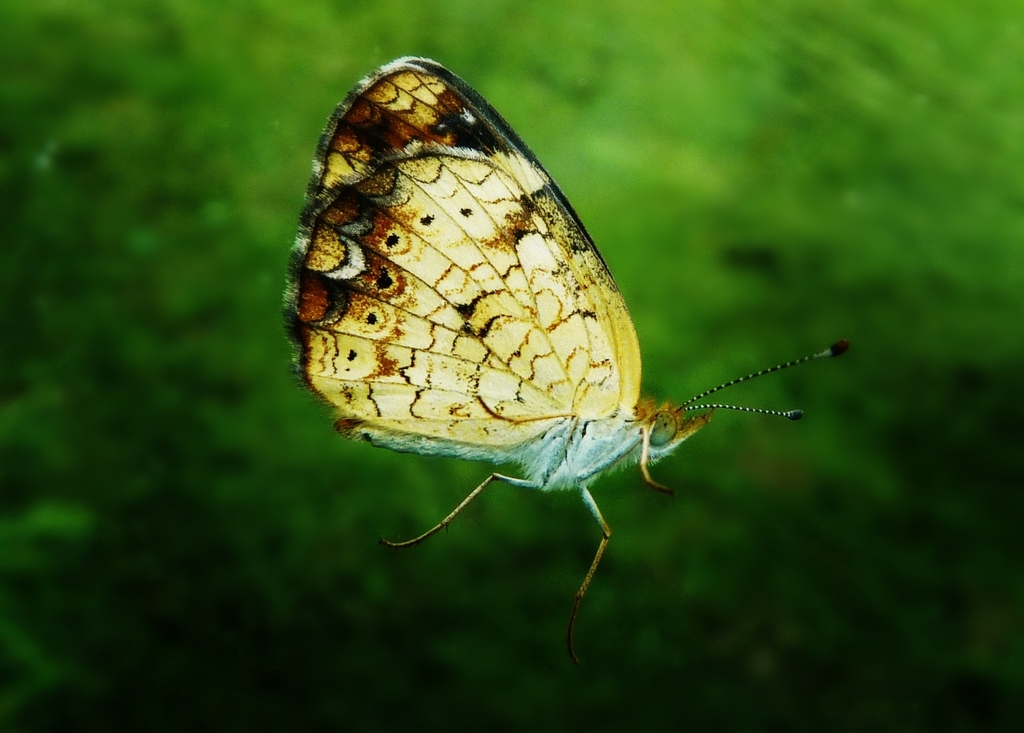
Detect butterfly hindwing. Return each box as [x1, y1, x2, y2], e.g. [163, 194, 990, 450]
[287, 58, 642, 456]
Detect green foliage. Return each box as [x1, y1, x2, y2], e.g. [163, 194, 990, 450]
[2, 0, 1022, 730]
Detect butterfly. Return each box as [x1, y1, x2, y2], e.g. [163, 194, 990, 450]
[284, 57, 847, 663]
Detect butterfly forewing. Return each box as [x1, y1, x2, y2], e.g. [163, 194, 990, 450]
[286, 58, 642, 457]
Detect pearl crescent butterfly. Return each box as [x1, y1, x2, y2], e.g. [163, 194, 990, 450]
[285, 57, 847, 663]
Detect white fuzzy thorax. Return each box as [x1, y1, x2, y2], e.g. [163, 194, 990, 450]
[512, 411, 649, 490]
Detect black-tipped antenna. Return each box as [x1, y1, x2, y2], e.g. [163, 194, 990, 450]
[681, 339, 848, 411]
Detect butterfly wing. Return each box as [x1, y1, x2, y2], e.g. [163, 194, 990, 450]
[286, 58, 642, 460]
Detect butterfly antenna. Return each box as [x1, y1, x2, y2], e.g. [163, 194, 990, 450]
[681, 339, 848, 417]
[688, 404, 805, 420]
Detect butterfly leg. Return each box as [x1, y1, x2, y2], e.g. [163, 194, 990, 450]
[379, 473, 537, 548]
[639, 426, 673, 495]
[567, 487, 611, 665]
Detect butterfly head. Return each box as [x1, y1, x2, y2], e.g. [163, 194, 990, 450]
[638, 401, 714, 461]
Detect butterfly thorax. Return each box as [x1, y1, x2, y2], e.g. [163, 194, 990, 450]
[518, 399, 712, 490]
[516, 411, 639, 489]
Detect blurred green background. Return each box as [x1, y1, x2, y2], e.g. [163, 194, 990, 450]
[3, 0, 1023, 730]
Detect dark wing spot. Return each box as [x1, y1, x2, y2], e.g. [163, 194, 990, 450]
[433, 107, 500, 153]
[420, 214, 434, 226]
[366, 312, 378, 325]
[460, 207, 473, 217]
[448, 404, 472, 418]
[347, 349, 357, 362]
[386, 233, 399, 247]
[478, 314, 504, 339]
[376, 268, 393, 290]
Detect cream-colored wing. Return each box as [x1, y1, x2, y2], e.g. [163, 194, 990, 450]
[285, 58, 642, 458]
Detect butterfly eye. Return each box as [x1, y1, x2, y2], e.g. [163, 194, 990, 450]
[649, 411, 678, 447]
